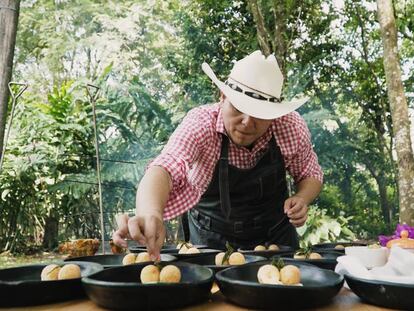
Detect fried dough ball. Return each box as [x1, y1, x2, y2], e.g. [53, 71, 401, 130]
[122, 253, 137, 265]
[215, 252, 229, 265]
[254, 245, 266, 251]
[257, 264, 280, 285]
[58, 264, 81, 280]
[228, 252, 245, 265]
[140, 264, 160, 284]
[268, 244, 279, 251]
[41, 264, 61, 281]
[280, 265, 301, 285]
[135, 252, 151, 263]
[335, 244, 345, 250]
[185, 247, 200, 254]
[159, 265, 181, 283]
[309, 252, 322, 259]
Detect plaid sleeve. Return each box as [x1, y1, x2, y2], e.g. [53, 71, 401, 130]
[147, 107, 214, 219]
[288, 115, 324, 184]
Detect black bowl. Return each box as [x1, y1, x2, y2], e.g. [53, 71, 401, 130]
[238, 245, 294, 258]
[0, 261, 103, 307]
[312, 242, 367, 253]
[181, 254, 266, 275]
[215, 259, 344, 310]
[345, 274, 414, 310]
[129, 244, 208, 254]
[64, 253, 177, 268]
[276, 250, 343, 271]
[174, 248, 221, 259]
[82, 262, 214, 310]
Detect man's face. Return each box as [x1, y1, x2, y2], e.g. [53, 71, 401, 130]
[221, 97, 273, 147]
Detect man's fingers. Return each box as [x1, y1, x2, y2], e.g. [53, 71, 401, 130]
[283, 198, 293, 214]
[112, 214, 130, 247]
[289, 205, 308, 220]
[112, 230, 128, 248]
[290, 215, 307, 227]
[116, 214, 129, 228]
[128, 217, 146, 245]
[145, 216, 165, 261]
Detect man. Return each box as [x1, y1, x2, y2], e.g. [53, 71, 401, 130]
[113, 50, 323, 260]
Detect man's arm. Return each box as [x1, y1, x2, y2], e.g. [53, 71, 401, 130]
[135, 165, 172, 221]
[295, 177, 323, 205]
[112, 106, 212, 257]
[112, 166, 172, 260]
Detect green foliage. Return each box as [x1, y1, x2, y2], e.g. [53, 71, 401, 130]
[3, 0, 413, 254]
[296, 206, 356, 248]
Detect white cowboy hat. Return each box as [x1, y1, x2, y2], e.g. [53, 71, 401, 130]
[202, 50, 309, 120]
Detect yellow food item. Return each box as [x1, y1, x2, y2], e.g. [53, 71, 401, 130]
[122, 253, 137, 265]
[185, 247, 200, 254]
[257, 264, 280, 285]
[280, 265, 301, 285]
[176, 242, 193, 250]
[215, 252, 229, 265]
[268, 244, 279, 251]
[178, 247, 187, 254]
[309, 252, 322, 259]
[254, 245, 266, 251]
[228, 252, 246, 265]
[335, 244, 345, 250]
[159, 265, 181, 283]
[135, 252, 151, 263]
[140, 265, 160, 283]
[41, 264, 61, 281]
[58, 264, 81, 280]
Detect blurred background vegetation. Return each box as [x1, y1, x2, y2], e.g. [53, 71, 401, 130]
[1, 0, 413, 254]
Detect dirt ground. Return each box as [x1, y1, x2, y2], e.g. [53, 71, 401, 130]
[0, 251, 66, 269]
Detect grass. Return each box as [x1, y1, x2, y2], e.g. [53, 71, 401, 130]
[0, 251, 66, 269]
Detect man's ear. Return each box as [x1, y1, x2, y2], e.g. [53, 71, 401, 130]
[219, 92, 226, 103]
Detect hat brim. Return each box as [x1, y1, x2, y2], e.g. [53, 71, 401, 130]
[202, 62, 309, 120]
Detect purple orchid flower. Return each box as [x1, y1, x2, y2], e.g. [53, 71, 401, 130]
[378, 224, 414, 246]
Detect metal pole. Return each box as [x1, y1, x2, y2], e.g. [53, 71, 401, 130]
[86, 83, 105, 254]
[0, 82, 27, 173]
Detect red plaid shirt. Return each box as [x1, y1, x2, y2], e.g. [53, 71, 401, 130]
[149, 103, 323, 220]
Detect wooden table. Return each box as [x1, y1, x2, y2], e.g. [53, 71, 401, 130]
[1, 287, 397, 311]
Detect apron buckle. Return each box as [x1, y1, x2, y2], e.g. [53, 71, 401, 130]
[199, 214, 211, 230]
[234, 221, 243, 234]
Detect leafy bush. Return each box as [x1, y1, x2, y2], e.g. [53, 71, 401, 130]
[296, 205, 356, 248]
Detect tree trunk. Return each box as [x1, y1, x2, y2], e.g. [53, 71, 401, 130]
[0, 0, 20, 161]
[247, 0, 272, 57]
[376, 173, 392, 226]
[42, 214, 59, 250]
[377, 0, 414, 225]
[271, 0, 287, 76]
[364, 160, 392, 226]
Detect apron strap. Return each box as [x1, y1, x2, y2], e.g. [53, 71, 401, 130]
[219, 136, 231, 220]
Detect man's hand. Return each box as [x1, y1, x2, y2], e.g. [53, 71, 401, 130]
[112, 213, 166, 260]
[283, 196, 308, 227]
[112, 214, 131, 248]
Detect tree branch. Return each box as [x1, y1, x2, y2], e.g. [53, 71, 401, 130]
[247, 0, 271, 56]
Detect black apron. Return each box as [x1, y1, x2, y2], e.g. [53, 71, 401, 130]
[188, 134, 299, 250]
